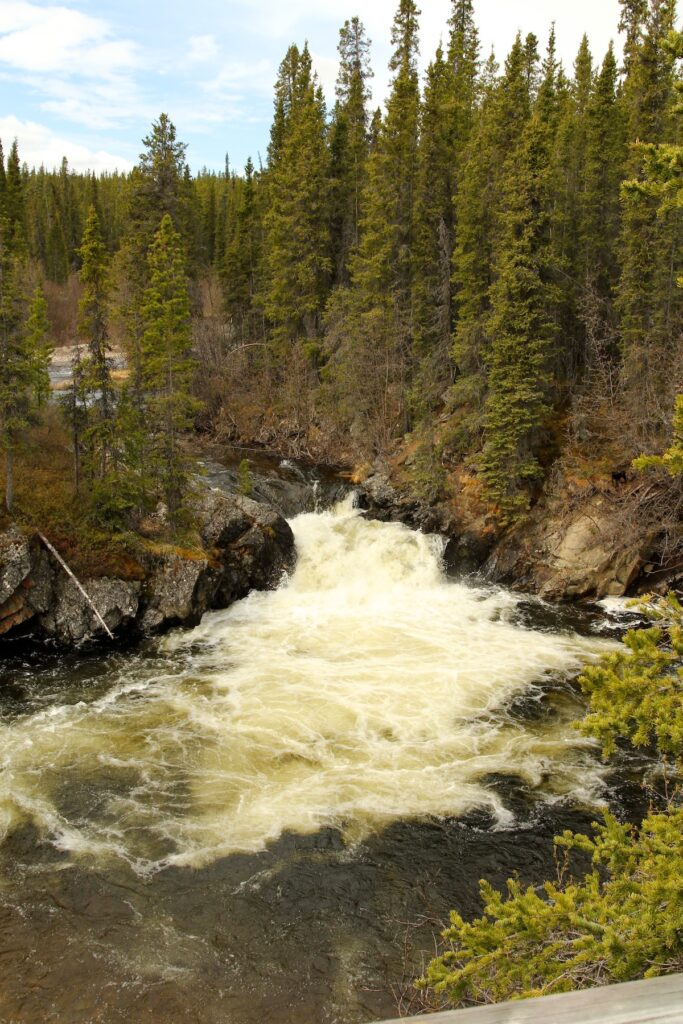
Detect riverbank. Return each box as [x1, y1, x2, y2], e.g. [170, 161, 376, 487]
[1, 421, 679, 650]
[0, 478, 294, 646]
[204, 399, 682, 604]
[354, 453, 683, 602]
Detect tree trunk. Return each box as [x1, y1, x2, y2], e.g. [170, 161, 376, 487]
[73, 424, 80, 494]
[5, 446, 13, 514]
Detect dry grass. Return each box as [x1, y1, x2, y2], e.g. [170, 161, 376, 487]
[0, 407, 146, 579]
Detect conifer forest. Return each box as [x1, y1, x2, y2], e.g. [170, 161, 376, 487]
[0, 0, 679, 528]
[0, 1, 682, 1022]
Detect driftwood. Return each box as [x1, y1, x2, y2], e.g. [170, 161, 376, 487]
[37, 531, 114, 640]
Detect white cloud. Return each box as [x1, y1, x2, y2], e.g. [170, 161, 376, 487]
[0, 115, 133, 171]
[0, 1, 142, 128]
[187, 34, 219, 64]
[310, 52, 339, 98]
[203, 57, 273, 97]
[38, 74, 150, 129]
[188, 57, 274, 128]
[0, 1, 137, 76]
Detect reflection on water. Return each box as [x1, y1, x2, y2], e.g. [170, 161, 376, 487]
[0, 497, 624, 1022]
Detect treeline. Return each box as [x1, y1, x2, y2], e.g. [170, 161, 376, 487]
[11, 149, 234, 283]
[235, 0, 681, 520]
[1, 0, 682, 527]
[0, 118, 202, 526]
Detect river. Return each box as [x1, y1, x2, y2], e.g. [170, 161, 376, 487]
[0, 481, 640, 1023]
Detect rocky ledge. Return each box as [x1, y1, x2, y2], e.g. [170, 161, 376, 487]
[0, 489, 295, 646]
[358, 464, 681, 601]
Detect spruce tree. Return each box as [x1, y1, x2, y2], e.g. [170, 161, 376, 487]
[447, 0, 481, 195]
[411, 2, 480, 422]
[0, 232, 51, 512]
[117, 116, 191, 405]
[77, 207, 116, 489]
[579, 44, 627, 370]
[617, 1, 681, 439]
[263, 44, 331, 358]
[620, 0, 649, 75]
[0, 140, 6, 221]
[45, 181, 70, 284]
[140, 214, 200, 520]
[327, 0, 421, 445]
[383, 0, 421, 310]
[410, 47, 458, 418]
[134, 115, 190, 242]
[535, 26, 575, 383]
[58, 157, 81, 271]
[450, 52, 499, 449]
[480, 36, 559, 520]
[621, 0, 678, 144]
[5, 141, 24, 239]
[267, 45, 302, 170]
[548, 36, 593, 382]
[451, 37, 535, 450]
[223, 157, 264, 343]
[329, 18, 373, 285]
[201, 176, 217, 265]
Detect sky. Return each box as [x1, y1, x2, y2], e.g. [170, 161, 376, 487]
[0, 0, 626, 175]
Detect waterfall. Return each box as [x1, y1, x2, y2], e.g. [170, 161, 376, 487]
[0, 497, 610, 874]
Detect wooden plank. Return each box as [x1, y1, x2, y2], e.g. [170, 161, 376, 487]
[376, 974, 683, 1024]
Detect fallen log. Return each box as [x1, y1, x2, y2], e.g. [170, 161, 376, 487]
[36, 531, 114, 640]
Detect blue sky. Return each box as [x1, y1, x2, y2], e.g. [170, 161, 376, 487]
[0, 0, 625, 175]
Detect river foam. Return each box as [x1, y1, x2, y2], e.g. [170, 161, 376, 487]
[0, 497, 611, 873]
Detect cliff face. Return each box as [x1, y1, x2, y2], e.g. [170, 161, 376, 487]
[0, 489, 295, 646]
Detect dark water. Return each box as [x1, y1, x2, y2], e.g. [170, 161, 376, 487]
[0, 805, 615, 1024]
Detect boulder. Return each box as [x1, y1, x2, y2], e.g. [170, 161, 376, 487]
[23, 545, 54, 615]
[139, 552, 216, 633]
[193, 488, 295, 604]
[359, 468, 447, 534]
[135, 489, 294, 635]
[0, 526, 32, 606]
[444, 531, 495, 576]
[135, 489, 294, 636]
[0, 590, 35, 635]
[0, 527, 55, 635]
[39, 577, 141, 644]
[484, 496, 650, 601]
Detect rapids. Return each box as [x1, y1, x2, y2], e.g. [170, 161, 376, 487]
[0, 496, 611, 875]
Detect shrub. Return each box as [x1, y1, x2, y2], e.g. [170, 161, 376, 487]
[420, 593, 683, 1006]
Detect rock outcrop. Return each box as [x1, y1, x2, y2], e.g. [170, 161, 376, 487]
[357, 460, 670, 601]
[0, 530, 53, 634]
[484, 492, 655, 600]
[40, 577, 142, 643]
[359, 465, 452, 534]
[0, 487, 295, 646]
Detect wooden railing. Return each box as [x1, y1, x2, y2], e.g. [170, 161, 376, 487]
[376, 974, 683, 1023]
